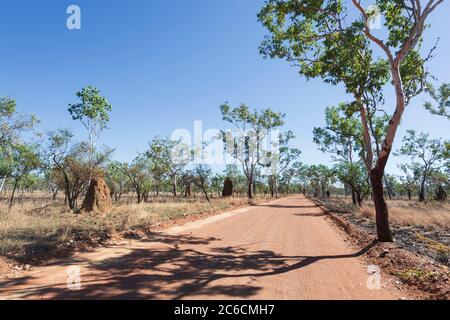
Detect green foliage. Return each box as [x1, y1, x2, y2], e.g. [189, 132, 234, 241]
[258, 0, 392, 175]
[397, 163, 419, 199]
[106, 161, 130, 201]
[313, 104, 362, 161]
[258, 0, 346, 78]
[291, 161, 310, 189]
[427, 169, 449, 197]
[7, 143, 42, 206]
[149, 157, 167, 194]
[194, 165, 211, 184]
[68, 86, 112, 158]
[220, 103, 286, 198]
[0, 97, 40, 192]
[0, 145, 14, 180]
[68, 86, 112, 131]
[258, 0, 444, 241]
[46, 129, 112, 209]
[383, 173, 399, 198]
[396, 130, 449, 201]
[0, 97, 16, 118]
[10, 143, 42, 181]
[313, 104, 373, 204]
[266, 131, 301, 173]
[263, 130, 301, 197]
[210, 173, 224, 196]
[334, 161, 370, 203]
[424, 83, 450, 120]
[0, 97, 38, 146]
[307, 164, 336, 197]
[220, 103, 285, 130]
[146, 136, 190, 176]
[19, 173, 40, 190]
[113, 156, 152, 203]
[377, 0, 418, 48]
[193, 164, 212, 201]
[397, 130, 447, 165]
[145, 136, 190, 196]
[258, 0, 439, 165]
[258, 0, 391, 94]
[223, 164, 246, 194]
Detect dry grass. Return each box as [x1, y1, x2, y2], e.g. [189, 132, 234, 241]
[357, 199, 450, 229]
[315, 196, 450, 229]
[395, 268, 440, 283]
[0, 196, 261, 258]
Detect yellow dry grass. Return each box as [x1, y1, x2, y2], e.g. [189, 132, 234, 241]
[356, 199, 450, 228]
[0, 196, 262, 257]
[317, 196, 450, 229]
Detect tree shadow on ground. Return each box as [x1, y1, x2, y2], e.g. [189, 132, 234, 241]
[294, 212, 328, 217]
[0, 231, 377, 300]
[259, 204, 319, 209]
[1, 226, 113, 265]
[1, 232, 72, 264]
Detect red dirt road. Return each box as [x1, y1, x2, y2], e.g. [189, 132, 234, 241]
[0, 197, 403, 300]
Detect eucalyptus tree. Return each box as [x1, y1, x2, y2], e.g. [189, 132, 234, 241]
[424, 83, 450, 120]
[223, 164, 245, 196]
[307, 165, 336, 198]
[193, 165, 212, 201]
[47, 129, 80, 209]
[336, 162, 371, 206]
[313, 104, 362, 163]
[150, 159, 168, 197]
[211, 174, 224, 198]
[43, 164, 61, 200]
[291, 161, 312, 195]
[396, 130, 448, 202]
[0, 97, 38, 193]
[146, 136, 190, 197]
[180, 170, 193, 197]
[68, 86, 112, 167]
[383, 173, 398, 200]
[8, 143, 42, 208]
[106, 161, 129, 202]
[0, 97, 37, 146]
[220, 103, 285, 199]
[313, 104, 373, 206]
[18, 172, 40, 200]
[0, 147, 13, 195]
[114, 156, 152, 204]
[47, 129, 112, 209]
[279, 167, 297, 195]
[398, 164, 419, 200]
[258, 0, 444, 241]
[264, 130, 301, 197]
[428, 168, 449, 201]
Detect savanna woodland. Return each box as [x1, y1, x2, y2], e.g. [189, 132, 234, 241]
[0, 0, 449, 300]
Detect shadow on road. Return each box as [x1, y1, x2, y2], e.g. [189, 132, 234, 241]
[0, 230, 377, 299]
[259, 204, 319, 209]
[294, 212, 328, 217]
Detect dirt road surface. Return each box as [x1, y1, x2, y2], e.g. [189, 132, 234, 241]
[0, 197, 403, 300]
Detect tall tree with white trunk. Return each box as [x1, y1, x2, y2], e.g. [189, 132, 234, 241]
[258, 0, 445, 241]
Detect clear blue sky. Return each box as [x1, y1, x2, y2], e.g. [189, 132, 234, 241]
[1, 0, 449, 173]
